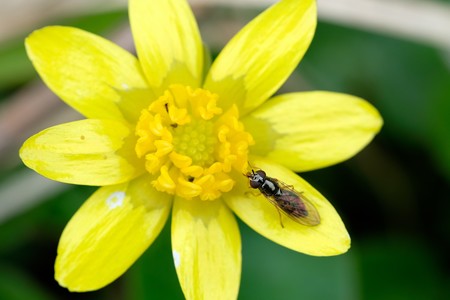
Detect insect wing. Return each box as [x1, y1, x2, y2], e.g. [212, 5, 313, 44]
[271, 178, 320, 226]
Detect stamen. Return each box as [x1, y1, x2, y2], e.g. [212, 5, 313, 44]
[135, 84, 254, 200]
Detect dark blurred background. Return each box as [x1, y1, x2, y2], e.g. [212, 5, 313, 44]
[1, 0, 449, 299]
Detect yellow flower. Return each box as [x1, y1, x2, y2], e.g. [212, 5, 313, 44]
[19, 0, 382, 298]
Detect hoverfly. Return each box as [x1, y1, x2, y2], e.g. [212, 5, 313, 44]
[246, 169, 320, 227]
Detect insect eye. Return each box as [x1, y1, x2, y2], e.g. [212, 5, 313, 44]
[256, 170, 266, 178]
[249, 179, 261, 189]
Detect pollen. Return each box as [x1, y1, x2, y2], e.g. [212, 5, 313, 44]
[135, 85, 254, 200]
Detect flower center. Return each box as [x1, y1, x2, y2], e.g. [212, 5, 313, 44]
[172, 119, 215, 167]
[135, 85, 254, 200]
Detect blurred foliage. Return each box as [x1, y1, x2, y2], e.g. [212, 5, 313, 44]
[357, 237, 445, 300]
[1, 3, 450, 300]
[302, 22, 450, 181]
[0, 10, 127, 95]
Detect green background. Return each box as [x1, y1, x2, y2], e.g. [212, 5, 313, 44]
[0, 1, 449, 299]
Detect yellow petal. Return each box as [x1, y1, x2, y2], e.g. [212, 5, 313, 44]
[172, 197, 241, 300]
[129, 0, 203, 95]
[25, 26, 149, 120]
[19, 119, 142, 185]
[243, 92, 383, 172]
[55, 175, 172, 291]
[225, 157, 350, 256]
[204, 0, 316, 115]
[116, 88, 156, 124]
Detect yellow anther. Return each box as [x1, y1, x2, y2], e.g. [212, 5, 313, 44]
[176, 178, 202, 199]
[170, 152, 192, 169]
[154, 165, 176, 193]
